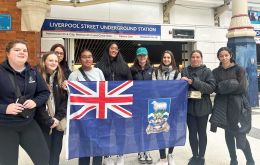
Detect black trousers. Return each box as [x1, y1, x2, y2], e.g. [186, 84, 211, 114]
[187, 114, 209, 158]
[159, 147, 174, 159]
[0, 120, 49, 165]
[79, 156, 103, 165]
[225, 130, 254, 161]
[43, 128, 64, 165]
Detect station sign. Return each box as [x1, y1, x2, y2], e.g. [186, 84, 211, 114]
[42, 19, 161, 40]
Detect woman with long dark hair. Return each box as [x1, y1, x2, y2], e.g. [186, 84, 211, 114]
[96, 42, 132, 165]
[50, 43, 71, 89]
[153, 50, 181, 165]
[210, 47, 255, 165]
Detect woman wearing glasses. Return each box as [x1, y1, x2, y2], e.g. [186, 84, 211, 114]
[50, 44, 71, 89]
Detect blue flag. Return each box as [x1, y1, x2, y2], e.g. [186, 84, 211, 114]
[66, 80, 188, 159]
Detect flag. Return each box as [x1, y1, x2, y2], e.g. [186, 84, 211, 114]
[66, 80, 188, 159]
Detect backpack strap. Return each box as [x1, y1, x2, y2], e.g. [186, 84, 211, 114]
[79, 67, 90, 81]
[173, 70, 179, 80]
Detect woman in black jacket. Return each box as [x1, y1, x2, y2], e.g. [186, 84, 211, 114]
[181, 50, 216, 165]
[0, 40, 50, 165]
[36, 51, 67, 165]
[95, 42, 132, 165]
[210, 47, 254, 165]
[130, 47, 153, 164]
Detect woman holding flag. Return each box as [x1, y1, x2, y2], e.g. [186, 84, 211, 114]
[152, 50, 181, 165]
[96, 42, 132, 165]
[68, 49, 105, 165]
[130, 47, 153, 164]
[181, 50, 216, 165]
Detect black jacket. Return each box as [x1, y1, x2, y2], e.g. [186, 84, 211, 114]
[130, 63, 153, 80]
[182, 65, 216, 116]
[0, 60, 50, 126]
[210, 64, 250, 133]
[35, 72, 67, 133]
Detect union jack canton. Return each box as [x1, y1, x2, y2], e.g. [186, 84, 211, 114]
[67, 81, 133, 119]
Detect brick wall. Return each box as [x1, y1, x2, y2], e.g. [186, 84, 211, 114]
[0, 0, 41, 65]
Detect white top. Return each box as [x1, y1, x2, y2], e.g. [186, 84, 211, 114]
[68, 67, 105, 81]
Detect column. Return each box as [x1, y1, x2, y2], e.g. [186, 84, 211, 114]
[227, 0, 258, 106]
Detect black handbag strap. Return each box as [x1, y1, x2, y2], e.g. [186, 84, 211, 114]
[79, 67, 90, 81]
[8, 72, 22, 98]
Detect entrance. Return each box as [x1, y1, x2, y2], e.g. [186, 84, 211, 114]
[72, 39, 193, 69]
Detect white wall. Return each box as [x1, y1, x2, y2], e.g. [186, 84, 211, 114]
[47, 1, 234, 69]
[49, 1, 163, 24]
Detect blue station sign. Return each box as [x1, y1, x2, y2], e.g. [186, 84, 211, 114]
[42, 19, 161, 40]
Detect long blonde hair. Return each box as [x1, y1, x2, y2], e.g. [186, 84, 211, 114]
[39, 51, 64, 87]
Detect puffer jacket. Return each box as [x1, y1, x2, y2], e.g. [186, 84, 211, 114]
[182, 65, 216, 116]
[210, 64, 251, 133]
[130, 63, 153, 80]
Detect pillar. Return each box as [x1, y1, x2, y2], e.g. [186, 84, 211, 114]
[227, 0, 258, 106]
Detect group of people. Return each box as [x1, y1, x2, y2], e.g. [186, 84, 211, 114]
[0, 39, 255, 165]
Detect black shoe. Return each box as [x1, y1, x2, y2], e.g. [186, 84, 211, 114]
[197, 157, 205, 165]
[246, 160, 255, 165]
[188, 156, 198, 165]
[230, 159, 238, 165]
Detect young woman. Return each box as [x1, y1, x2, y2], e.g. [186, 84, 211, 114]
[130, 47, 153, 164]
[0, 40, 50, 165]
[37, 51, 67, 165]
[68, 49, 105, 165]
[50, 43, 71, 89]
[181, 50, 216, 165]
[95, 42, 132, 165]
[210, 47, 255, 165]
[152, 50, 181, 165]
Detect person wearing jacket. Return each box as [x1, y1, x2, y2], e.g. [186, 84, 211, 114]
[68, 49, 105, 165]
[209, 47, 255, 165]
[181, 50, 216, 165]
[0, 40, 50, 165]
[36, 51, 67, 165]
[130, 47, 153, 164]
[95, 42, 132, 165]
[152, 50, 181, 165]
[50, 43, 71, 89]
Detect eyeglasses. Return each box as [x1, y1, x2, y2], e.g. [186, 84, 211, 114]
[54, 51, 64, 56]
[110, 47, 119, 51]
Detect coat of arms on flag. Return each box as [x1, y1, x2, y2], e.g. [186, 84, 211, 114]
[66, 80, 188, 159]
[146, 98, 171, 134]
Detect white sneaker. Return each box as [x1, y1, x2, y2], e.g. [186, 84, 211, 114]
[167, 154, 175, 165]
[103, 156, 115, 165]
[145, 151, 153, 164]
[154, 159, 168, 165]
[116, 155, 124, 165]
[138, 152, 146, 164]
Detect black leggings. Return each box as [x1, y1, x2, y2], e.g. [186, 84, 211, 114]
[159, 147, 174, 159]
[225, 130, 254, 161]
[187, 114, 209, 158]
[79, 156, 103, 165]
[0, 120, 49, 165]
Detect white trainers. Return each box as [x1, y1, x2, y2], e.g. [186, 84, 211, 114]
[167, 154, 175, 165]
[145, 151, 153, 164]
[154, 159, 168, 165]
[138, 152, 146, 164]
[116, 155, 124, 165]
[103, 156, 115, 165]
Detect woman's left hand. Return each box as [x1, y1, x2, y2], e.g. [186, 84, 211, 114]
[61, 80, 68, 90]
[23, 100, 36, 109]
